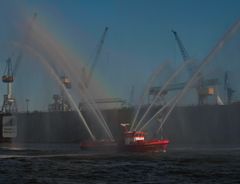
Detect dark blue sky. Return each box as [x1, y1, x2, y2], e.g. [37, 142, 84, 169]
[0, 0, 240, 110]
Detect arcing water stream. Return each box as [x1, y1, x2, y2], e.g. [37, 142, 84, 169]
[8, 13, 240, 144]
[155, 19, 240, 134]
[130, 60, 169, 131]
[134, 59, 191, 131]
[20, 44, 96, 141]
[14, 18, 115, 141]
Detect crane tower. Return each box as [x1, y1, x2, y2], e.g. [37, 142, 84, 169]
[1, 58, 17, 113]
[172, 30, 219, 105]
[48, 75, 72, 112]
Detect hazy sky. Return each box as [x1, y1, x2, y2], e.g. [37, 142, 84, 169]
[0, 0, 240, 111]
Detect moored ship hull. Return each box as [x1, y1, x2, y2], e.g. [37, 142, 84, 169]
[1, 104, 240, 148]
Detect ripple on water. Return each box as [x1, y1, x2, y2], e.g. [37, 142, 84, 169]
[1, 149, 240, 183]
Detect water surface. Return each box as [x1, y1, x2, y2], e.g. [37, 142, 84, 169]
[0, 144, 240, 184]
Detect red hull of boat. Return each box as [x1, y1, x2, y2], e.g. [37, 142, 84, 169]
[80, 139, 169, 153]
[122, 139, 169, 152]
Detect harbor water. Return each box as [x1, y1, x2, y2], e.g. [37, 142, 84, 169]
[0, 144, 240, 184]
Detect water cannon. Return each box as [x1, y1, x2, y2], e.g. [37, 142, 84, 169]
[120, 123, 130, 132]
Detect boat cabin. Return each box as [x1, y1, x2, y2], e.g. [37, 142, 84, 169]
[124, 131, 145, 145]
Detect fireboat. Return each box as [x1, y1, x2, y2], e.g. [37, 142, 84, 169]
[80, 124, 169, 152]
[121, 131, 169, 152]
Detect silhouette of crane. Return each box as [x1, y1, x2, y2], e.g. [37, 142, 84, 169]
[1, 58, 17, 113]
[85, 27, 109, 87]
[148, 30, 220, 105]
[224, 71, 235, 104]
[172, 30, 195, 75]
[1, 13, 37, 113]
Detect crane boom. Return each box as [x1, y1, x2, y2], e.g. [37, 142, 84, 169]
[172, 30, 190, 62]
[86, 27, 109, 86]
[172, 30, 197, 75]
[147, 30, 220, 105]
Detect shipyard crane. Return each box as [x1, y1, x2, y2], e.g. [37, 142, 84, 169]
[1, 13, 38, 113]
[61, 75, 71, 89]
[172, 30, 222, 105]
[1, 58, 17, 113]
[172, 30, 190, 62]
[85, 27, 109, 87]
[224, 71, 235, 104]
[60, 75, 72, 111]
[172, 30, 195, 74]
[1, 53, 23, 113]
[148, 30, 220, 105]
[48, 74, 72, 112]
[78, 27, 125, 109]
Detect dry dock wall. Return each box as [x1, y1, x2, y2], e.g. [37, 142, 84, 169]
[1, 104, 240, 148]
